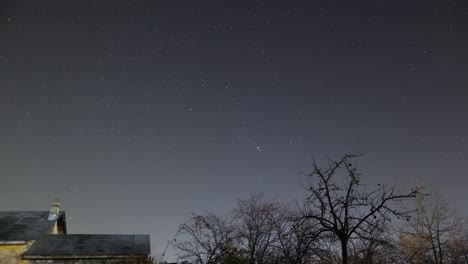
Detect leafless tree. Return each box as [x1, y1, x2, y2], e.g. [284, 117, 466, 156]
[235, 194, 278, 264]
[398, 190, 464, 264]
[348, 218, 402, 264]
[445, 227, 468, 263]
[271, 205, 326, 264]
[303, 153, 419, 264]
[173, 212, 236, 264]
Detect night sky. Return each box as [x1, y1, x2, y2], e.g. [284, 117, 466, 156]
[1, 0, 468, 259]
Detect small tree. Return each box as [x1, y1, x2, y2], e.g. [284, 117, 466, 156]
[173, 212, 236, 264]
[271, 206, 325, 264]
[398, 190, 464, 264]
[303, 154, 419, 264]
[235, 194, 278, 264]
[446, 227, 468, 263]
[348, 218, 401, 264]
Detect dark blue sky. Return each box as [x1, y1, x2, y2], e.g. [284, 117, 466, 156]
[1, 0, 467, 259]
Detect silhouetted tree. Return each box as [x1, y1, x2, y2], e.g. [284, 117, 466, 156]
[173, 212, 237, 264]
[271, 206, 325, 264]
[303, 154, 419, 264]
[348, 218, 401, 264]
[235, 194, 278, 264]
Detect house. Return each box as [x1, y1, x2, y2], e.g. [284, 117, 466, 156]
[0, 199, 150, 264]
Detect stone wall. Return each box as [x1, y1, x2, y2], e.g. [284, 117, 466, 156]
[28, 257, 149, 264]
[29, 260, 124, 264]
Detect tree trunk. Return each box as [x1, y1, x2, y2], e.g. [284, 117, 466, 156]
[341, 238, 348, 264]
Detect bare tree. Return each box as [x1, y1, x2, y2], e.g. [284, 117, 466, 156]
[398, 190, 464, 264]
[446, 227, 468, 263]
[271, 206, 325, 264]
[173, 212, 236, 264]
[348, 218, 402, 264]
[235, 194, 278, 264]
[303, 154, 419, 264]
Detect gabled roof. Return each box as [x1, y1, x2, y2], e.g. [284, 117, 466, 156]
[24, 234, 150, 259]
[0, 211, 66, 242]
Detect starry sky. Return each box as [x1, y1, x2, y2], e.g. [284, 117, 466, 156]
[1, 0, 468, 259]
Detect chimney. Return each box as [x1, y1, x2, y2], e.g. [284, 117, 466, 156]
[48, 198, 61, 221]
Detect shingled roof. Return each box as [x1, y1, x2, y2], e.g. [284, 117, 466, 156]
[23, 234, 150, 259]
[0, 211, 66, 243]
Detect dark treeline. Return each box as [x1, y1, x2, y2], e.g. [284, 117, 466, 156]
[169, 154, 468, 264]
